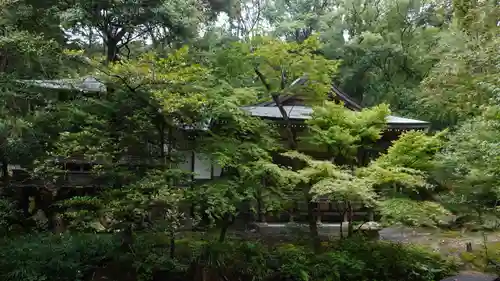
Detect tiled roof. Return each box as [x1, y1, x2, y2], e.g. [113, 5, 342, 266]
[19, 77, 430, 128]
[19, 77, 105, 92]
[241, 105, 430, 128]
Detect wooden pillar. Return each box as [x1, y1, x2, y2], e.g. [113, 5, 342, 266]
[316, 209, 322, 224]
[367, 209, 374, 221]
[316, 202, 325, 224]
[288, 201, 296, 223]
[289, 209, 294, 222]
[256, 198, 266, 223]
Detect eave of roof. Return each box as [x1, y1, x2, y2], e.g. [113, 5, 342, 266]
[18, 78, 430, 128]
[18, 77, 105, 93]
[241, 105, 430, 129]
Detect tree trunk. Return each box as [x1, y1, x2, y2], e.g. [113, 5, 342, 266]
[120, 224, 134, 252]
[256, 180, 265, 222]
[306, 199, 321, 251]
[170, 229, 176, 259]
[106, 40, 120, 63]
[218, 213, 233, 242]
[1, 157, 8, 187]
[256, 193, 264, 222]
[347, 201, 354, 237]
[303, 185, 321, 251]
[254, 68, 320, 251]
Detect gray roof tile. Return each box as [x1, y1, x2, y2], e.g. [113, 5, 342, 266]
[241, 105, 429, 128]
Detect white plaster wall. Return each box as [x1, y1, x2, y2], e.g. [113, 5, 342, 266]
[175, 151, 222, 179]
[212, 162, 222, 177]
[177, 151, 193, 173]
[193, 153, 212, 179]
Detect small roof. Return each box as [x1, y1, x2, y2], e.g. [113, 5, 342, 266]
[241, 105, 430, 129]
[19, 77, 105, 92]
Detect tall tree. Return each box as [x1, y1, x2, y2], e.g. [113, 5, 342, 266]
[59, 0, 206, 62]
[435, 96, 500, 228]
[417, 1, 499, 128]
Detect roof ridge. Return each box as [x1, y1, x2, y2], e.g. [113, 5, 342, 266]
[253, 84, 363, 110]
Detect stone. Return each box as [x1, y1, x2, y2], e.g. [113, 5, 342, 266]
[355, 221, 382, 240]
[358, 221, 382, 230]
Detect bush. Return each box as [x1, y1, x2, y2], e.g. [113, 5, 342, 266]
[266, 238, 456, 281]
[273, 244, 366, 281]
[330, 237, 458, 281]
[0, 198, 21, 236]
[460, 241, 500, 272]
[0, 233, 119, 281]
[0, 233, 457, 281]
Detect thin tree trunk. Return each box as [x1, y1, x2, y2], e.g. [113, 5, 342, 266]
[106, 40, 120, 63]
[1, 157, 8, 187]
[170, 229, 176, 259]
[254, 67, 321, 252]
[218, 214, 233, 242]
[347, 201, 354, 237]
[306, 196, 321, 251]
[256, 190, 264, 222]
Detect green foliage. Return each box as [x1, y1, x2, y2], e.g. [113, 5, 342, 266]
[375, 130, 446, 172]
[211, 35, 340, 102]
[417, 1, 500, 127]
[282, 150, 380, 214]
[0, 30, 65, 78]
[0, 233, 119, 281]
[59, 0, 205, 60]
[329, 237, 457, 281]
[435, 99, 500, 224]
[251, 35, 340, 99]
[0, 0, 64, 44]
[303, 102, 442, 228]
[1, 1, 497, 280]
[459, 241, 500, 272]
[0, 232, 457, 281]
[0, 198, 21, 236]
[305, 101, 389, 163]
[357, 164, 429, 194]
[379, 198, 451, 227]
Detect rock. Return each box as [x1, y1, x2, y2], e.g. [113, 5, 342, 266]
[355, 221, 381, 240]
[358, 221, 382, 230]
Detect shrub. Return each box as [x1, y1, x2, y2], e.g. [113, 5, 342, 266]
[460, 241, 500, 272]
[0, 233, 457, 281]
[270, 238, 456, 281]
[331, 237, 458, 281]
[0, 233, 119, 281]
[0, 198, 21, 236]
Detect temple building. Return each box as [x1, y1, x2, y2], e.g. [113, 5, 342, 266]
[241, 85, 430, 223]
[4, 77, 430, 224]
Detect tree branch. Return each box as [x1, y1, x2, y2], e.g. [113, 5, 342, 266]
[254, 67, 297, 150]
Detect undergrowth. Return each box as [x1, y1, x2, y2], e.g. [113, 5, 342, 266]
[0, 232, 458, 281]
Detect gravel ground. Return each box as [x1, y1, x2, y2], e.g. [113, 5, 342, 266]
[379, 227, 500, 256]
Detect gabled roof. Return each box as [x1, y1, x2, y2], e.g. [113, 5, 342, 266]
[246, 84, 429, 129]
